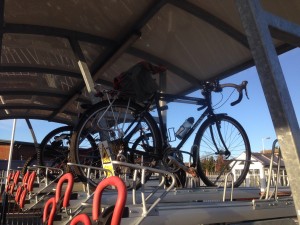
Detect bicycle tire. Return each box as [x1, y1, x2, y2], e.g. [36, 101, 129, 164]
[39, 126, 72, 164]
[21, 153, 38, 176]
[21, 126, 73, 177]
[69, 99, 162, 189]
[193, 115, 251, 187]
[37, 126, 73, 178]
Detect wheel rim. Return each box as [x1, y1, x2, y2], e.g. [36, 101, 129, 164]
[73, 100, 161, 189]
[196, 116, 250, 187]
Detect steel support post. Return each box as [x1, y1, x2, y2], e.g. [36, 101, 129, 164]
[235, 0, 300, 221]
[6, 119, 17, 178]
[1, 119, 17, 225]
[159, 71, 167, 125]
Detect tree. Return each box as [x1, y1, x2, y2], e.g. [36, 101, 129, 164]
[201, 156, 215, 175]
[215, 155, 224, 172]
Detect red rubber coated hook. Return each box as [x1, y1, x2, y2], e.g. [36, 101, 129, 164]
[42, 173, 74, 225]
[92, 176, 127, 225]
[5, 171, 13, 192]
[26, 171, 36, 192]
[10, 170, 20, 195]
[19, 171, 37, 208]
[70, 214, 92, 225]
[55, 172, 74, 207]
[43, 197, 56, 225]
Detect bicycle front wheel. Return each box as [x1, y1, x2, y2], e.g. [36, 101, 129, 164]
[69, 99, 162, 189]
[194, 115, 251, 187]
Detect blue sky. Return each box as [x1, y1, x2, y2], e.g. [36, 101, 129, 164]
[0, 48, 299, 155]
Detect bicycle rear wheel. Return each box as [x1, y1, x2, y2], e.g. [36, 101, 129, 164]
[22, 126, 72, 178]
[194, 115, 251, 187]
[39, 126, 72, 171]
[21, 153, 38, 176]
[69, 99, 162, 189]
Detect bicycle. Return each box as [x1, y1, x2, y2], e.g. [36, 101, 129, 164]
[22, 126, 98, 181]
[21, 126, 73, 177]
[69, 73, 251, 189]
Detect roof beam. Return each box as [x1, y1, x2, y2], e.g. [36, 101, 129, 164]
[267, 11, 300, 48]
[178, 43, 294, 96]
[127, 47, 202, 86]
[47, 76, 113, 120]
[270, 27, 300, 47]
[90, 0, 168, 77]
[0, 114, 74, 126]
[49, 0, 168, 120]
[0, 65, 82, 78]
[48, 92, 81, 120]
[169, 0, 249, 48]
[3, 23, 115, 46]
[0, 104, 78, 117]
[0, 90, 68, 98]
[0, 104, 57, 111]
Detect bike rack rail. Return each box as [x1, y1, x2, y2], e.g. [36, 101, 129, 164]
[264, 139, 285, 200]
[67, 162, 111, 197]
[223, 172, 234, 202]
[20, 165, 64, 211]
[2, 159, 296, 225]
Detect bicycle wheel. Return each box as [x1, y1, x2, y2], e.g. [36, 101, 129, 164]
[23, 125, 71, 176]
[22, 125, 71, 177]
[193, 115, 251, 187]
[38, 126, 72, 176]
[40, 126, 98, 181]
[21, 152, 66, 179]
[21, 153, 38, 176]
[70, 99, 162, 189]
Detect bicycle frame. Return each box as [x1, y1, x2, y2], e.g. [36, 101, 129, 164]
[141, 89, 226, 163]
[72, 79, 250, 188]
[103, 87, 233, 164]
[154, 93, 209, 148]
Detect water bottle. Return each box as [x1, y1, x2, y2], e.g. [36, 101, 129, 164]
[175, 117, 195, 140]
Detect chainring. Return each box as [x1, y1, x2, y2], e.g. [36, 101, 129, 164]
[162, 148, 184, 173]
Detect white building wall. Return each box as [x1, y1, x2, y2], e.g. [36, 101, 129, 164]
[231, 152, 288, 188]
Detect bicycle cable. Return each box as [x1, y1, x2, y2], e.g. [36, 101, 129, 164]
[213, 89, 236, 110]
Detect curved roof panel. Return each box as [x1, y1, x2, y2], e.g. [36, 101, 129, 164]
[0, 0, 297, 125]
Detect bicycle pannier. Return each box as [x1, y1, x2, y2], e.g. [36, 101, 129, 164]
[113, 61, 165, 102]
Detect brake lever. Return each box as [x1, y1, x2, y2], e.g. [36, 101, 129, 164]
[230, 81, 248, 106]
[242, 81, 249, 100]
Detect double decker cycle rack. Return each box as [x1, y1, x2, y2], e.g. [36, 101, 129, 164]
[79, 161, 296, 225]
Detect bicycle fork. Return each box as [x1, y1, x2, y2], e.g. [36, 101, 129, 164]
[209, 117, 231, 158]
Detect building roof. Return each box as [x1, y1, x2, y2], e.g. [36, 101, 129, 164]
[0, 1, 298, 125]
[252, 152, 285, 167]
[0, 139, 34, 146]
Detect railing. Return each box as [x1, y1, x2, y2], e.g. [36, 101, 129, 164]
[223, 172, 234, 202]
[265, 139, 284, 200]
[66, 161, 176, 225]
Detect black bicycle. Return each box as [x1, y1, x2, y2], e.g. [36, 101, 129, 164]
[70, 79, 251, 188]
[22, 126, 98, 181]
[21, 126, 73, 177]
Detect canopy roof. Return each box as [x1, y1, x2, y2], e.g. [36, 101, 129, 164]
[0, 0, 298, 125]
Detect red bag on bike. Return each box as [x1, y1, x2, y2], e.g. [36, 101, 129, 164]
[113, 61, 166, 102]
